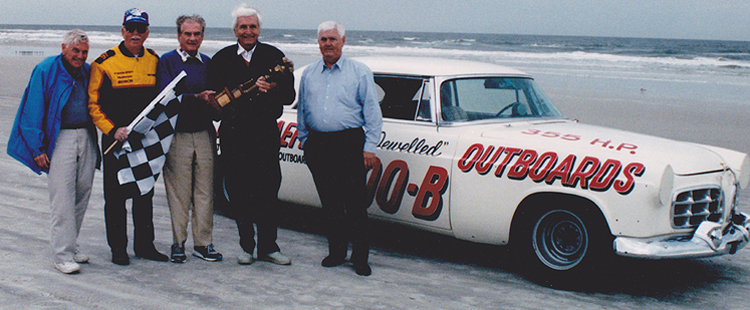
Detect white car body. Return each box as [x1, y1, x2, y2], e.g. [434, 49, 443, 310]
[270, 56, 750, 274]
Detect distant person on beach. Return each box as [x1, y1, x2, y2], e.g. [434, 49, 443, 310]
[88, 8, 167, 265]
[7, 29, 100, 274]
[207, 4, 295, 266]
[296, 21, 383, 276]
[157, 14, 222, 263]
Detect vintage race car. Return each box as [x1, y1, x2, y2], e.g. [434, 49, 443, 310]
[232, 56, 750, 278]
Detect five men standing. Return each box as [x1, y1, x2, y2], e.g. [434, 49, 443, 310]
[10, 7, 383, 277]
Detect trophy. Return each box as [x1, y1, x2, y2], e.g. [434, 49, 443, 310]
[209, 57, 294, 108]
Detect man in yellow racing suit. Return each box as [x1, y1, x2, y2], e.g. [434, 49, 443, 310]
[88, 8, 168, 265]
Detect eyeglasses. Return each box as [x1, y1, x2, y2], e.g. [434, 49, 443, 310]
[124, 24, 148, 33]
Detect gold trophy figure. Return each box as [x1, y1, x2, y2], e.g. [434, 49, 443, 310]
[209, 57, 294, 109]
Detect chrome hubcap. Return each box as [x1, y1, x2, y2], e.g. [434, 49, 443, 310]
[532, 209, 588, 270]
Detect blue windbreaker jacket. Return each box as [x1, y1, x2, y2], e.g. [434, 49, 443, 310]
[7, 54, 98, 174]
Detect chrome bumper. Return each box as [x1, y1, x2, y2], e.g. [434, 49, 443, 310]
[613, 212, 750, 259]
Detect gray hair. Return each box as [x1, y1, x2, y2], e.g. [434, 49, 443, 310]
[232, 4, 262, 30]
[62, 29, 88, 46]
[318, 21, 345, 38]
[176, 15, 206, 34]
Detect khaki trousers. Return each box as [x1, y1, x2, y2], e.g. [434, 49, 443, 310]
[48, 128, 97, 263]
[164, 130, 215, 246]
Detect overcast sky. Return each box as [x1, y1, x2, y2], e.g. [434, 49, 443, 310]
[1, 0, 749, 41]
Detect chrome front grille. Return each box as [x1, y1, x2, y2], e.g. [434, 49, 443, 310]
[672, 187, 723, 229]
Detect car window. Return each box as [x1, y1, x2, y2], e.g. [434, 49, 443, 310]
[440, 77, 562, 121]
[375, 76, 432, 122]
[416, 80, 432, 122]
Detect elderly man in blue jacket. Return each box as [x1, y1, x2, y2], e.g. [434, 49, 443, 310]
[7, 29, 100, 274]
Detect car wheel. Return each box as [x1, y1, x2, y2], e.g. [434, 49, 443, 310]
[511, 196, 612, 286]
[532, 209, 588, 270]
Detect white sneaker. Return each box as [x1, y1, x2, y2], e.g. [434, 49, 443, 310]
[74, 252, 89, 264]
[258, 251, 291, 265]
[237, 252, 255, 265]
[54, 261, 81, 274]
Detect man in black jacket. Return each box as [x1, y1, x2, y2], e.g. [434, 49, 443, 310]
[207, 4, 295, 266]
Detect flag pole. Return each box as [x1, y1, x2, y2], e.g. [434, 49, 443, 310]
[103, 71, 187, 155]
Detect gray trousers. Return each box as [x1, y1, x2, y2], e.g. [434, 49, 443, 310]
[48, 128, 97, 263]
[164, 130, 215, 247]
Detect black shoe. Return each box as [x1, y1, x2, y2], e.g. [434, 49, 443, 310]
[135, 247, 169, 262]
[112, 250, 130, 266]
[353, 262, 372, 276]
[321, 255, 346, 267]
[193, 245, 223, 262]
[170, 244, 187, 263]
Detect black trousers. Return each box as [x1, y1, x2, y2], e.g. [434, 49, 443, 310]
[223, 130, 281, 256]
[102, 136, 155, 254]
[304, 128, 370, 264]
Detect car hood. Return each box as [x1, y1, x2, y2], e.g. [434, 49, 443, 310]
[477, 119, 749, 182]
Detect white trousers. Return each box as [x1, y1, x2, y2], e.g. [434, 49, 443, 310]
[48, 128, 97, 263]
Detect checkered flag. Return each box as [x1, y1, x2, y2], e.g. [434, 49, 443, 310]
[114, 71, 187, 195]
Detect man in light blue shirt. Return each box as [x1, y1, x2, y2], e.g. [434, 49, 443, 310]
[297, 21, 383, 276]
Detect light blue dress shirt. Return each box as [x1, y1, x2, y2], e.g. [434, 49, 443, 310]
[297, 56, 383, 153]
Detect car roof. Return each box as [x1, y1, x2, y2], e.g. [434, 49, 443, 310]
[351, 56, 531, 78]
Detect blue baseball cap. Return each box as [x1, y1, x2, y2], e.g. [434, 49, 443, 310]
[123, 8, 149, 25]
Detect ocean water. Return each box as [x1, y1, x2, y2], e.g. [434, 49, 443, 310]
[1, 24, 749, 105]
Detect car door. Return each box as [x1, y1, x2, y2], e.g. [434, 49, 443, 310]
[367, 75, 456, 231]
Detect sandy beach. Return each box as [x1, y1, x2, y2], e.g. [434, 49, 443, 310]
[1, 51, 750, 310]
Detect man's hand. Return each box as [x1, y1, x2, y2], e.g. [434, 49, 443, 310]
[196, 90, 220, 110]
[363, 151, 380, 171]
[195, 90, 216, 102]
[256, 76, 277, 93]
[34, 153, 50, 170]
[114, 127, 130, 142]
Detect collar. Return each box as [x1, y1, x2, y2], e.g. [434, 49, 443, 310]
[59, 54, 86, 80]
[177, 48, 203, 63]
[118, 41, 145, 57]
[320, 55, 346, 72]
[236, 43, 257, 62]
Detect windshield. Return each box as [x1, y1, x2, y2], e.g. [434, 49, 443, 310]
[440, 77, 563, 122]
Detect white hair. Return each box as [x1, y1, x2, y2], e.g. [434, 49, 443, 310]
[63, 29, 88, 46]
[232, 3, 262, 29]
[317, 21, 345, 38]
